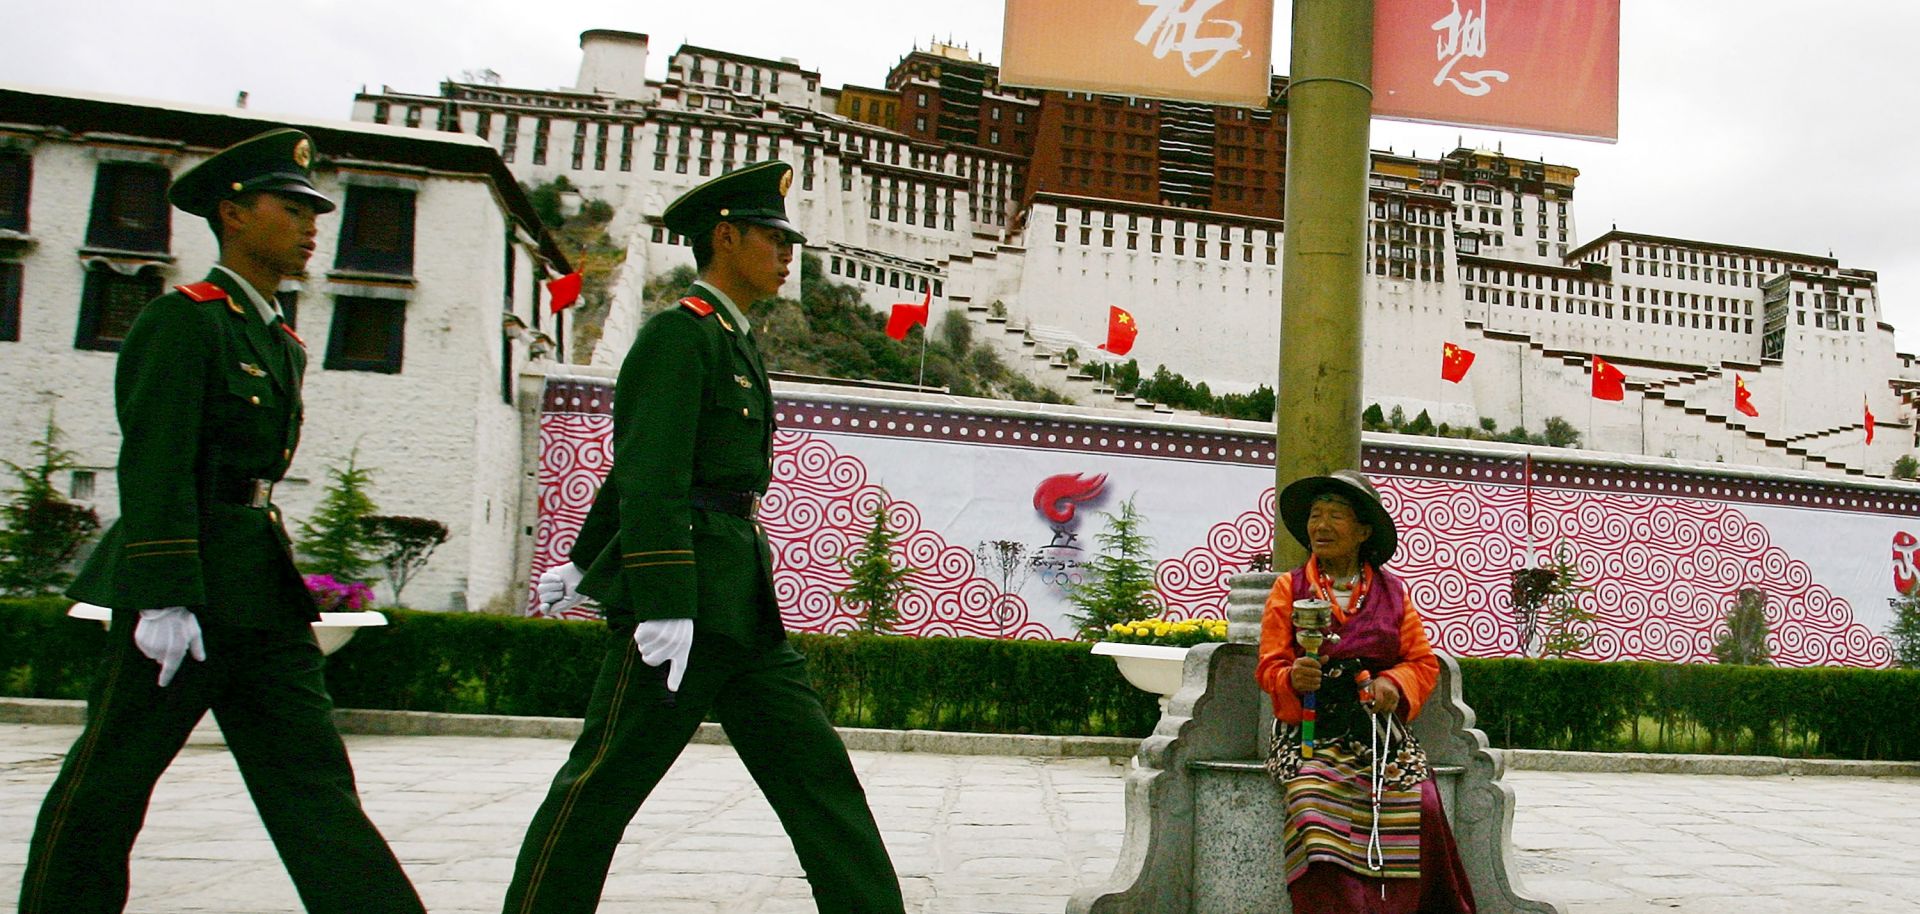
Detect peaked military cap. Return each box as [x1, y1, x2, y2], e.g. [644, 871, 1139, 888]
[662, 159, 806, 244]
[168, 127, 336, 218]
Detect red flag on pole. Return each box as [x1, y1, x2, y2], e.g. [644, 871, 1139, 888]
[1866, 398, 1876, 445]
[546, 272, 582, 314]
[1734, 375, 1758, 418]
[885, 289, 930, 341]
[1440, 342, 1476, 383]
[1097, 306, 1138, 357]
[1590, 355, 1625, 401]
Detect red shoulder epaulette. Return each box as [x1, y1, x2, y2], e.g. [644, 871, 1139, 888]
[174, 282, 228, 303]
[678, 295, 715, 318]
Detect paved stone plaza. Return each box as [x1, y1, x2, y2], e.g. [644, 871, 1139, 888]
[2, 721, 1916, 913]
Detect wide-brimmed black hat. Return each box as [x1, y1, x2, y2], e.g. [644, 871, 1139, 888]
[1278, 469, 1397, 564]
[168, 128, 335, 218]
[662, 159, 806, 245]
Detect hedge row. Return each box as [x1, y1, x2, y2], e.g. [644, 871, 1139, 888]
[1457, 657, 1920, 759]
[7, 598, 1918, 758]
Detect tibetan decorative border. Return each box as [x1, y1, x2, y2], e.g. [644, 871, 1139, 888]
[540, 378, 1920, 518]
[1361, 446, 1920, 518]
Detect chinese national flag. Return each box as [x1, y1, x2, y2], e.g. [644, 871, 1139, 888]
[546, 272, 583, 314]
[1440, 342, 1475, 383]
[1590, 355, 1625, 401]
[1866, 398, 1876, 445]
[1734, 375, 1758, 418]
[885, 289, 930, 341]
[1098, 306, 1138, 357]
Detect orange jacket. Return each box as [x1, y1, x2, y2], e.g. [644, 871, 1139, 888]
[1254, 563, 1440, 723]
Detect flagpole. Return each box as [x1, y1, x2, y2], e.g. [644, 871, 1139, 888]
[917, 329, 928, 389]
[1524, 452, 1536, 567]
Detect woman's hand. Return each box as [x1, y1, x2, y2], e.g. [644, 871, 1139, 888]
[1290, 656, 1322, 693]
[1366, 674, 1401, 715]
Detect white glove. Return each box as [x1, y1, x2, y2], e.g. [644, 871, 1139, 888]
[134, 606, 206, 687]
[634, 618, 693, 692]
[536, 561, 587, 615]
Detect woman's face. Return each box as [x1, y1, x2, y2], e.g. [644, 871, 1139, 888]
[1306, 497, 1371, 569]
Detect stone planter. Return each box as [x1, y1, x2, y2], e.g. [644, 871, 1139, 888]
[1091, 641, 1194, 710]
[67, 602, 388, 656]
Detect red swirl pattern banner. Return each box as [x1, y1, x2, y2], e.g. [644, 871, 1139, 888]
[1155, 477, 1890, 667]
[764, 430, 1055, 638]
[1156, 487, 1277, 623]
[529, 400, 1052, 637]
[532, 386, 1890, 665]
[1378, 477, 1890, 667]
[529, 411, 614, 618]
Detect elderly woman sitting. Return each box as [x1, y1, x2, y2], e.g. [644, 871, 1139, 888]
[1256, 470, 1475, 914]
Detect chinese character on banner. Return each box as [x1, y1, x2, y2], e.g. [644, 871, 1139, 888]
[1001, 0, 1275, 106]
[1373, 0, 1620, 142]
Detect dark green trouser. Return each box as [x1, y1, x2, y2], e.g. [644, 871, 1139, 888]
[502, 629, 905, 914]
[17, 616, 425, 914]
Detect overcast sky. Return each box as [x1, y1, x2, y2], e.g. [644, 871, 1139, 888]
[7, 1, 1917, 350]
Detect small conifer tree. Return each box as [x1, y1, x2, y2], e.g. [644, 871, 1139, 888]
[0, 415, 101, 596]
[836, 499, 917, 634]
[1890, 584, 1920, 670]
[1067, 497, 1161, 640]
[296, 451, 380, 584]
[1712, 587, 1773, 665]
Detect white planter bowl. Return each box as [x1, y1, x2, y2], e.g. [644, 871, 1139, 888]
[1092, 641, 1193, 709]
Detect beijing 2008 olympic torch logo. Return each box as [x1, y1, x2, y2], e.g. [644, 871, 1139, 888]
[1031, 473, 1108, 587]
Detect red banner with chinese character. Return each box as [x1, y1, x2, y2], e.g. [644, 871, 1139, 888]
[1373, 0, 1620, 141]
[1002, 0, 1276, 107]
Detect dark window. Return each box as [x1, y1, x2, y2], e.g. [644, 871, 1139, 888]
[275, 289, 299, 330]
[334, 186, 416, 276]
[0, 261, 19, 341]
[86, 163, 171, 254]
[324, 295, 406, 373]
[75, 266, 162, 351]
[0, 150, 29, 232]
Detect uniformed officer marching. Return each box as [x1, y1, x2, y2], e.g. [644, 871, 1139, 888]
[503, 160, 905, 914]
[17, 129, 426, 914]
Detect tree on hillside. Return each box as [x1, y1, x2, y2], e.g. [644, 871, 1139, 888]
[1542, 416, 1582, 449]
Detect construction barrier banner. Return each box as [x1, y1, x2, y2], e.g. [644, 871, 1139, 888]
[1001, 0, 1277, 107]
[1373, 0, 1621, 141]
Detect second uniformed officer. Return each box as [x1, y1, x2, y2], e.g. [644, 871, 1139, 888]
[502, 160, 905, 913]
[17, 128, 425, 914]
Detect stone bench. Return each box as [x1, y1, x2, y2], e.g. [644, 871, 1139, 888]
[1068, 573, 1563, 914]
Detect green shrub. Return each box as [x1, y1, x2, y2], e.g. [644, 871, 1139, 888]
[8, 598, 1918, 757]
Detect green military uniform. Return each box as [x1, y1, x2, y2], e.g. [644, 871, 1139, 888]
[19, 129, 424, 914]
[503, 161, 905, 914]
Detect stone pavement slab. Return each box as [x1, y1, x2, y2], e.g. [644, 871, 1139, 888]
[3, 722, 1918, 913]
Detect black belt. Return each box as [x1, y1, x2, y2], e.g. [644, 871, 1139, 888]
[213, 477, 276, 508]
[689, 487, 758, 518]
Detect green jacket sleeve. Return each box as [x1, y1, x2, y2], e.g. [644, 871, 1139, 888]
[112, 295, 212, 608]
[568, 473, 619, 568]
[610, 309, 708, 620]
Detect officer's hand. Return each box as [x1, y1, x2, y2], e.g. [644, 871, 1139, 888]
[1290, 656, 1322, 694]
[134, 607, 206, 687]
[634, 618, 694, 692]
[536, 562, 587, 615]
